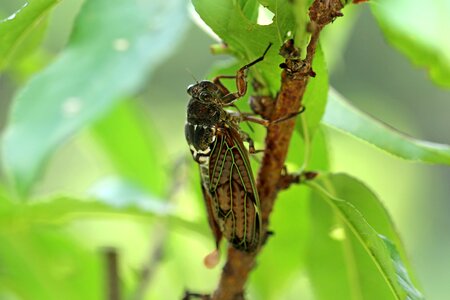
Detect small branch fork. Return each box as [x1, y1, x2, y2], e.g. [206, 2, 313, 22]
[189, 1, 344, 300]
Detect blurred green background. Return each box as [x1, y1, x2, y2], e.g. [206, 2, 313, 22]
[0, 0, 449, 299]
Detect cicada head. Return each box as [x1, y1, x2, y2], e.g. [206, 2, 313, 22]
[187, 80, 223, 106]
[185, 81, 225, 163]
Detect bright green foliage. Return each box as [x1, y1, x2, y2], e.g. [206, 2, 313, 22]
[1, 0, 187, 196]
[371, 0, 450, 88]
[0, 0, 448, 299]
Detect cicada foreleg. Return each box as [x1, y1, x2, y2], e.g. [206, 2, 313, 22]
[213, 43, 273, 105]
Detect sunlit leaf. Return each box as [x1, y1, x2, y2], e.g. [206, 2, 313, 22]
[371, 0, 450, 87]
[1, 0, 188, 196]
[0, 0, 59, 70]
[307, 173, 424, 300]
[323, 89, 450, 165]
[297, 45, 328, 140]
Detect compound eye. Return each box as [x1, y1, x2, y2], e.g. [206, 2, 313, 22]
[199, 91, 211, 101]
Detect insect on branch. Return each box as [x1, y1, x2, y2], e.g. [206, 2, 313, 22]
[185, 1, 344, 299]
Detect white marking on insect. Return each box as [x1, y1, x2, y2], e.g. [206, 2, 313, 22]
[198, 155, 208, 164]
[197, 147, 211, 155]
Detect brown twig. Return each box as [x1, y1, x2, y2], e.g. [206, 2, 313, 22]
[131, 225, 166, 300]
[103, 248, 121, 300]
[209, 1, 344, 299]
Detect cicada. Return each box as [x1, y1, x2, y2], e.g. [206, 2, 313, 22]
[185, 45, 271, 252]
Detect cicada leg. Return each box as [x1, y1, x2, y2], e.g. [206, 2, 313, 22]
[213, 43, 272, 105]
[227, 107, 306, 129]
[277, 166, 319, 190]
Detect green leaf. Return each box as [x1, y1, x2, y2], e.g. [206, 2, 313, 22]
[1, 231, 91, 300]
[252, 128, 330, 298]
[323, 88, 450, 165]
[0, 228, 102, 300]
[0, 0, 59, 70]
[371, 0, 450, 88]
[381, 236, 424, 300]
[297, 44, 329, 140]
[0, 194, 207, 240]
[192, 0, 295, 95]
[90, 100, 167, 196]
[251, 185, 310, 298]
[307, 191, 366, 300]
[0, 195, 102, 299]
[321, 4, 360, 71]
[258, 0, 296, 42]
[1, 0, 188, 196]
[240, 0, 260, 22]
[292, 0, 311, 56]
[307, 173, 424, 300]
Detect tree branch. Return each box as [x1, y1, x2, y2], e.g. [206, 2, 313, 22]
[209, 1, 344, 299]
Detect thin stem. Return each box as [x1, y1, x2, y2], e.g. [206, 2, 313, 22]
[300, 114, 312, 172]
[132, 158, 187, 299]
[103, 248, 121, 300]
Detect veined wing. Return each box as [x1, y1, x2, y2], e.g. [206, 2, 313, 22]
[206, 124, 261, 252]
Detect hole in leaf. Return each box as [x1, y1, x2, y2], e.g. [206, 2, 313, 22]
[257, 5, 274, 25]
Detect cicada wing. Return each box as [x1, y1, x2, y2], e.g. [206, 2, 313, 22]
[200, 176, 223, 249]
[208, 125, 262, 252]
